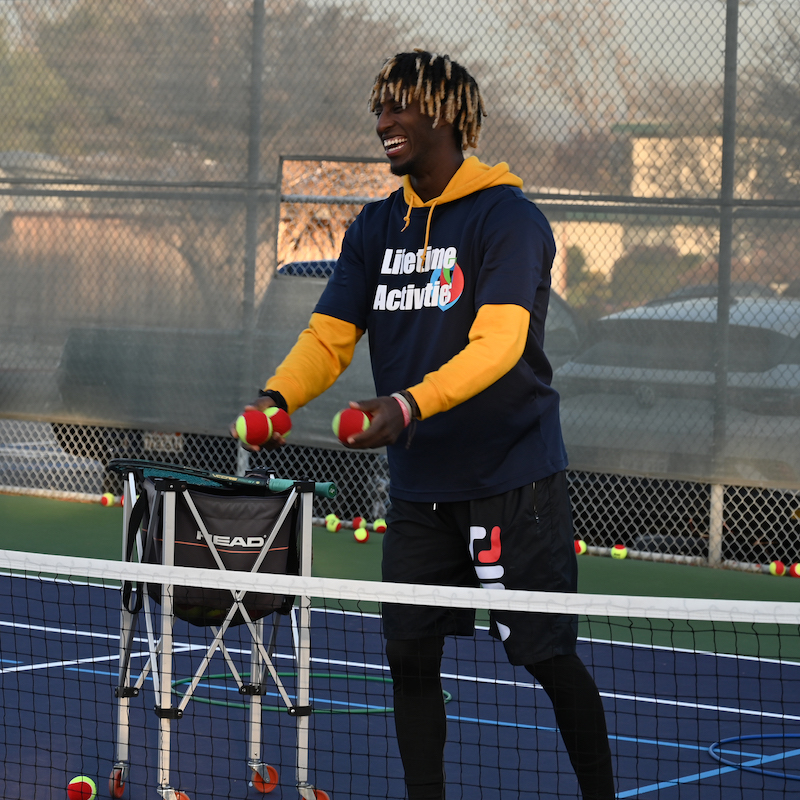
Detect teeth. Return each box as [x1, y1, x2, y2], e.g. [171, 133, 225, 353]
[384, 137, 406, 152]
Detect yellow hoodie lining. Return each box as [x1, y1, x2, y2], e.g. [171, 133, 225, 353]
[401, 155, 523, 268]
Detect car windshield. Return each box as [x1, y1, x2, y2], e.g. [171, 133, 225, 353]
[576, 319, 795, 373]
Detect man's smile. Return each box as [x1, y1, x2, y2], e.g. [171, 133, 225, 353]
[383, 136, 408, 156]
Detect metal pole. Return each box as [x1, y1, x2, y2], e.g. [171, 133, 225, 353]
[713, 0, 739, 466]
[241, 0, 266, 399]
[709, 0, 740, 561]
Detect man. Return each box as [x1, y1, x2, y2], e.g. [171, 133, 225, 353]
[234, 50, 614, 800]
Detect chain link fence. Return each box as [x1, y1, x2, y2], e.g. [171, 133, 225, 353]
[1, 0, 800, 568]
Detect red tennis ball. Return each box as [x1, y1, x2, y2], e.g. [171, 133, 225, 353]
[789, 564, 800, 578]
[769, 560, 786, 577]
[67, 776, 97, 800]
[265, 407, 292, 437]
[373, 518, 387, 533]
[235, 409, 273, 446]
[574, 539, 587, 555]
[332, 408, 371, 444]
[354, 527, 369, 543]
[352, 516, 366, 530]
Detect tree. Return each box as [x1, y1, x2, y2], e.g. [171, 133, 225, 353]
[0, 20, 79, 153]
[29, 0, 404, 325]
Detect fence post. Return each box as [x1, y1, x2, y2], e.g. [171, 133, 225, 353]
[708, 483, 725, 566]
[241, 0, 267, 400]
[712, 0, 739, 469]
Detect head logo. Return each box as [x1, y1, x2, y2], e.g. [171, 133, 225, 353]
[430, 263, 464, 310]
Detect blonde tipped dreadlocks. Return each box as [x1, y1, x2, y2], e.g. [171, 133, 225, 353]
[369, 50, 486, 151]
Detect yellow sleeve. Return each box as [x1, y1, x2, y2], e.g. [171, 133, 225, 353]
[407, 304, 530, 419]
[265, 313, 363, 414]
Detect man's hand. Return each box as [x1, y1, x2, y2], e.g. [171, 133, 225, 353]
[343, 396, 407, 448]
[230, 398, 288, 452]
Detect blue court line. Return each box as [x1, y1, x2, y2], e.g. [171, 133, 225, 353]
[446, 715, 758, 758]
[616, 747, 800, 797]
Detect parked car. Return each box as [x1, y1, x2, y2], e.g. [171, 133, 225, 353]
[553, 297, 800, 562]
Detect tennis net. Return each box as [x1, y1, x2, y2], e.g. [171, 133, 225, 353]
[1, 548, 799, 800]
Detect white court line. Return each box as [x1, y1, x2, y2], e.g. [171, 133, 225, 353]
[0, 644, 203, 675]
[2, 609, 797, 723]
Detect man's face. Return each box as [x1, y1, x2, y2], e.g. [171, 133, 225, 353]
[374, 96, 457, 178]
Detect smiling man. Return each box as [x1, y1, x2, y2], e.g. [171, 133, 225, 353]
[233, 50, 614, 799]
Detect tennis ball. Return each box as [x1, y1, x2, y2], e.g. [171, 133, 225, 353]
[574, 539, 587, 555]
[354, 527, 369, 543]
[100, 492, 116, 507]
[265, 407, 292, 438]
[67, 776, 97, 800]
[611, 544, 628, 560]
[352, 516, 366, 530]
[769, 560, 786, 577]
[373, 518, 387, 533]
[325, 513, 341, 533]
[789, 564, 800, 578]
[235, 409, 273, 446]
[332, 408, 371, 444]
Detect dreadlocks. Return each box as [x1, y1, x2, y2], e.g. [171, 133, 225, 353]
[368, 50, 486, 151]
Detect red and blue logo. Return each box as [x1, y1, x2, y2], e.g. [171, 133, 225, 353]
[430, 263, 464, 311]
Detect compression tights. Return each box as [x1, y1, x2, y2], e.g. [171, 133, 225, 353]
[386, 637, 615, 800]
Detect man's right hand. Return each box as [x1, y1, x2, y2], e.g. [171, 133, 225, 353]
[230, 398, 288, 452]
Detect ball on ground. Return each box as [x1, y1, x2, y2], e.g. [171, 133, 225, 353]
[265, 406, 292, 437]
[235, 409, 273, 446]
[100, 492, 116, 507]
[325, 513, 341, 533]
[373, 518, 387, 533]
[611, 544, 628, 560]
[67, 776, 97, 800]
[769, 560, 786, 577]
[332, 408, 371, 444]
[354, 527, 369, 543]
[574, 539, 587, 555]
[789, 563, 800, 578]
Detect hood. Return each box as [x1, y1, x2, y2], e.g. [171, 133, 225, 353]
[400, 157, 524, 265]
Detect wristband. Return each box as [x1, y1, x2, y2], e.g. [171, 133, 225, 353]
[258, 389, 288, 412]
[391, 392, 412, 428]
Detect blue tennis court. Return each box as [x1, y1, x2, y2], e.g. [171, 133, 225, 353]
[1, 573, 799, 799]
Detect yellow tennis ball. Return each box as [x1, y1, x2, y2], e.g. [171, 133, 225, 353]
[611, 544, 628, 560]
[100, 492, 115, 507]
[373, 518, 387, 533]
[325, 513, 341, 532]
[235, 409, 273, 446]
[769, 560, 786, 577]
[574, 539, 587, 555]
[67, 776, 97, 800]
[354, 527, 369, 543]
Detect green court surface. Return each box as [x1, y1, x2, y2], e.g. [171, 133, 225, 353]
[2, 492, 800, 603]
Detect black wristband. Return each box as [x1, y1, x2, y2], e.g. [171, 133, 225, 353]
[398, 389, 420, 419]
[258, 389, 288, 412]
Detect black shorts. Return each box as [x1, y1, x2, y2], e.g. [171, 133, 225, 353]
[382, 471, 578, 665]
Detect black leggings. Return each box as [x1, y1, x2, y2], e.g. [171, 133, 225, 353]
[386, 637, 615, 800]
